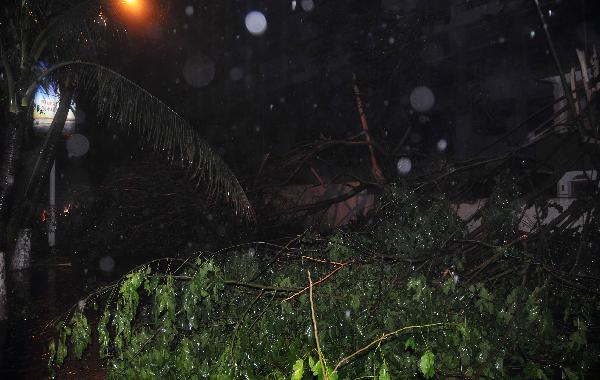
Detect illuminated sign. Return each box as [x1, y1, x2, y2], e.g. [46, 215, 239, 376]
[32, 84, 77, 134]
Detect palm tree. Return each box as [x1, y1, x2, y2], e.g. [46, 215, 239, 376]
[0, 1, 253, 318]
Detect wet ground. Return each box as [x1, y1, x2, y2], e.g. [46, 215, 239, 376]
[0, 253, 137, 379]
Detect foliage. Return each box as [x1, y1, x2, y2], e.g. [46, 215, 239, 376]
[48, 183, 600, 379]
[374, 185, 465, 257]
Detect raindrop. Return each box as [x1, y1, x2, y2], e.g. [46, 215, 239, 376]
[301, 0, 314, 12]
[388, 37, 395, 45]
[529, 30, 536, 39]
[6, 175, 14, 185]
[245, 11, 267, 36]
[437, 138, 448, 152]
[182, 53, 216, 87]
[397, 157, 412, 175]
[184, 5, 194, 16]
[99, 255, 115, 273]
[229, 66, 244, 81]
[66, 134, 90, 158]
[291, 0, 297, 11]
[409, 86, 435, 112]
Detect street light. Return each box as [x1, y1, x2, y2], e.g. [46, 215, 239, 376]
[121, 0, 142, 13]
[116, 0, 151, 27]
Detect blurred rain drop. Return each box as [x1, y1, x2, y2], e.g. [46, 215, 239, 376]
[437, 138, 448, 152]
[229, 66, 244, 81]
[397, 157, 412, 175]
[182, 54, 216, 87]
[184, 5, 194, 16]
[301, 0, 314, 12]
[66, 134, 90, 158]
[409, 86, 435, 112]
[99, 256, 115, 273]
[245, 11, 267, 36]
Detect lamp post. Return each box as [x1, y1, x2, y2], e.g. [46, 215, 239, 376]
[32, 82, 78, 249]
[49, 162, 56, 248]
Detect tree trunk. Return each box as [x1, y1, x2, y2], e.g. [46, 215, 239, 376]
[0, 113, 25, 250]
[0, 251, 7, 320]
[6, 82, 74, 248]
[9, 228, 31, 271]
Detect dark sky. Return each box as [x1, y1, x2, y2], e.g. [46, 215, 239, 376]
[88, 0, 600, 178]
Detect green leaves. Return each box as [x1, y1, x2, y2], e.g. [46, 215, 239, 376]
[378, 361, 391, 380]
[291, 358, 304, 380]
[155, 275, 176, 327]
[48, 312, 91, 368]
[69, 312, 91, 359]
[308, 356, 337, 380]
[47, 212, 599, 380]
[419, 350, 435, 379]
[98, 309, 110, 358]
[114, 268, 146, 353]
[404, 336, 416, 351]
[376, 187, 466, 257]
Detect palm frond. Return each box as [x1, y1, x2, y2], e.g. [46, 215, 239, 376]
[29, 0, 123, 63]
[50, 61, 255, 221]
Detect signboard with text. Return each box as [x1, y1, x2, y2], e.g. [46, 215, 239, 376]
[33, 84, 77, 134]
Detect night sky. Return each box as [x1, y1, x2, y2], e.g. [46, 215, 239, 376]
[76, 0, 598, 177]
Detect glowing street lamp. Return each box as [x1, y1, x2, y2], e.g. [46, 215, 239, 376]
[121, 0, 141, 13]
[116, 0, 151, 27]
